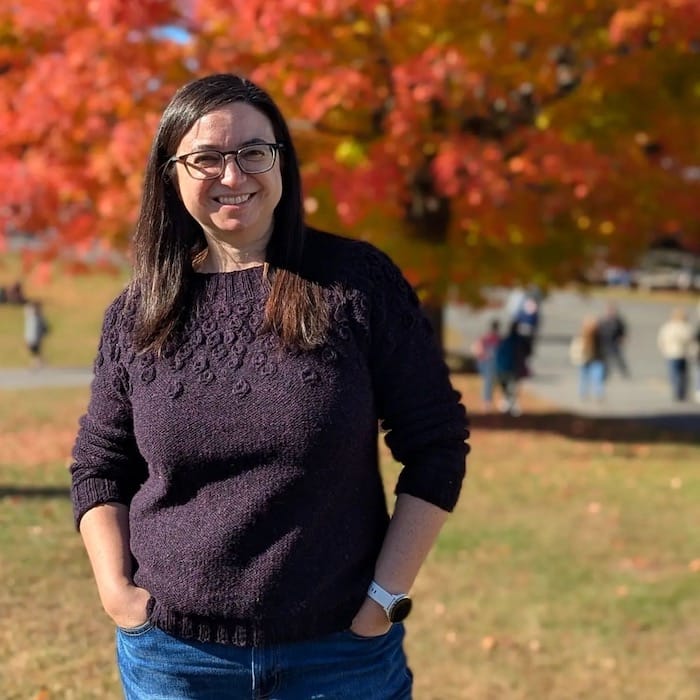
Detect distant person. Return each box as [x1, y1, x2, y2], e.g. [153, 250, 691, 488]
[694, 320, 700, 404]
[24, 300, 49, 369]
[657, 307, 693, 401]
[494, 321, 525, 416]
[575, 315, 606, 402]
[472, 319, 501, 410]
[597, 301, 629, 377]
[694, 301, 700, 404]
[514, 296, 540, 375]
[7, 280, 27, 304]
[505, 286, 526, 320]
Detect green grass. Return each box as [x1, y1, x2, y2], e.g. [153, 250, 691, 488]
[0, 258, 127, 367]
[2, 264, 700, 698]
[2, 381, 700, 699]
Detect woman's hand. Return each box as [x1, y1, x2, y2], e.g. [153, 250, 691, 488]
[350, 597, 392, 638]
[103, 583, 151, 629]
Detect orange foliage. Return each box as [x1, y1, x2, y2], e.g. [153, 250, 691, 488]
[1, 0, 699, 298]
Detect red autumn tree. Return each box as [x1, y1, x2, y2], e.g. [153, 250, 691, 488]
[0, 0, 189, 265]
[1, 0, 699, 322]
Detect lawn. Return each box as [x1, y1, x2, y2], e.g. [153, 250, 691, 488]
[0, 257, 127, 367]
[1, 262, 699, 698]
[1, 375, 699, 699]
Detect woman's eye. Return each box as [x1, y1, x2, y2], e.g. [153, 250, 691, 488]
[191, 153, 220, 167]
[241, 147, 267, 160]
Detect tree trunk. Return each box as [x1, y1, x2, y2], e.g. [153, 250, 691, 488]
[406, 159, 451, 354]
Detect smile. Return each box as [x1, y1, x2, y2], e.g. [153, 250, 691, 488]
[216, 194, 253, 205]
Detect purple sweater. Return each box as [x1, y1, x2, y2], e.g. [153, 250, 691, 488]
[70, 231, 469, 646]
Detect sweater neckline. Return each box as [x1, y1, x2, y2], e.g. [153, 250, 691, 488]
[193, 265, 266, 301]
[193, 263, 265, 276]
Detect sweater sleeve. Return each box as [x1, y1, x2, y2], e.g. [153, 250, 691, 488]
[69, 294, 148, 529]
[365, 246, 469, 512]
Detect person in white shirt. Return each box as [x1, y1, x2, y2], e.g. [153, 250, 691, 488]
[657, 307, 693, 401]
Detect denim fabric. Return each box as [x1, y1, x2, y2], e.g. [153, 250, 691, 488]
[666, 357, 688, 401]
[477, 358, 496, 403]
[116, 622, 412, 699]
[578, 360, 605, 400]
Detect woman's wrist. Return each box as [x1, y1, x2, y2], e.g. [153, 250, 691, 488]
[350, 597, 393, 637]
[101, 583, 151, 627]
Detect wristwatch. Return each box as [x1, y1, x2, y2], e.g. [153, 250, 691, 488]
[367, 580, 413, 623]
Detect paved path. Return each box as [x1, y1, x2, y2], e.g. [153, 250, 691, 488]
[2, 290, 699, 431]
[0, 366, 93, 390]
[446, 289, 700, 430]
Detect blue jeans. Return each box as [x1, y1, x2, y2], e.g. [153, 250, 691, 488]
[666, 357, 688, 401]
[477, 358, 496, 403]
[116, 622, 412, 699]
[578, 360, 605, 400]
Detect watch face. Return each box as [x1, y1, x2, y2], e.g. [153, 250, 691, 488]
[388, 596, 412, 623]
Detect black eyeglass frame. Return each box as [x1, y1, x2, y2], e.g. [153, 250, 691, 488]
[168, 142, 285, 180]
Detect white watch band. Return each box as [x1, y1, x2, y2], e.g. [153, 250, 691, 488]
[367, 580, 396, 610]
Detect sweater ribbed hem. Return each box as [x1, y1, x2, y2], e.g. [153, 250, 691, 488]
[147, 596, 362, 647]
[71, 477, 126, 529]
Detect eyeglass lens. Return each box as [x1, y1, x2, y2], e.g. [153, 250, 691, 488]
[184, 145, 277, 179]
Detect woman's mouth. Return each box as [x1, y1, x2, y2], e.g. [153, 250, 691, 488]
[216, 193, 253, 205]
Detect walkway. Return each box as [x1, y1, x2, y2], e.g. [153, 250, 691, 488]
[0, 366, 93, 390]
[2, 289, 699, 432]
[446, 289, 700, 430]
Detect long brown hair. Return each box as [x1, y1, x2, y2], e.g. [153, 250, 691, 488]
[129, 74, 329, 352]
[580, 315, 599, 359]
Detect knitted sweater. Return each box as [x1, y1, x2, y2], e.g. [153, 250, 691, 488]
[70, 231, 469, 647]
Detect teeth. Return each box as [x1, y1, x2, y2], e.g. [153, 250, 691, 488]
[217, 194, 252, 205]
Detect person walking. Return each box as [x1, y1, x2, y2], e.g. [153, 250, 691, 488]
[575, 315, 607, 402]
[694, 315, 700, 404]
[23, 300, 49, 369]
[692, 300, 700, 404]
[69, 73, 469, 699]
[494, 321, 524, 416]
[657, 307, 693, 401]
[597, 301, 629, 378]
[514, 296, 540, 376]
[472, 319, 501, 411]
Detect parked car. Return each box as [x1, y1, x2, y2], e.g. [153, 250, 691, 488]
[635, 266, 700, 291]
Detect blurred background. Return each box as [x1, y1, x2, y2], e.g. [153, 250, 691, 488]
[2, 0, 699, 308]
[1, 2, 699, 698]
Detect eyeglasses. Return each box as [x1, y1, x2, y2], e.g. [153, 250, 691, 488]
[168, 142, 284, 180]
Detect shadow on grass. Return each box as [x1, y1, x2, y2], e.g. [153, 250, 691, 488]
[469, 410, 700, 445]
[0, 485, 71, 499]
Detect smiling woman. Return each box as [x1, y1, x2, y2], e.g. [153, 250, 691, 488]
[69, 73, 469, 700]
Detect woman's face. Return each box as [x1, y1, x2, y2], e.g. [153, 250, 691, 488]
[172, 102, 282, 247]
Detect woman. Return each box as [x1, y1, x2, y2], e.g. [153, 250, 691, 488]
[70, 74, 469, 698]
[576, 315, 606, 402]
[472, 318, 501, 410]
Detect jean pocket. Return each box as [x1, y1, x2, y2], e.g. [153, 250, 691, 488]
[117, 620, 154, 637]
[344, 626, 394, 642]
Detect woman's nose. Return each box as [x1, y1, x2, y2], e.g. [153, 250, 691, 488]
[219, 155, 247, 185]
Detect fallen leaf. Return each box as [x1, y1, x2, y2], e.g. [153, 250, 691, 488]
[481, 635, 496, 651]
